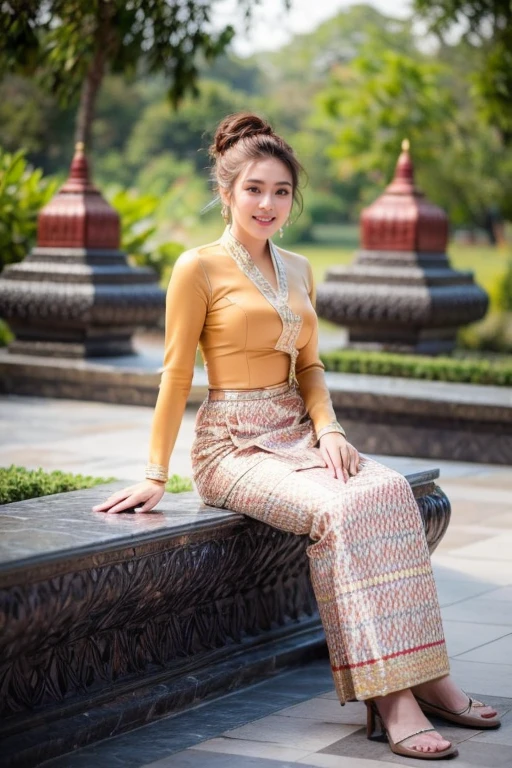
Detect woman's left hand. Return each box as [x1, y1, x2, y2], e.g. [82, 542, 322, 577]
[319, 433, 360, 482]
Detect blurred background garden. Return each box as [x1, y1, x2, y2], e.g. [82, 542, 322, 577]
[1, 0, 511, 357]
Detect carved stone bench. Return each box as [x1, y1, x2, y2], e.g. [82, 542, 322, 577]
[0, 469, 450, 767]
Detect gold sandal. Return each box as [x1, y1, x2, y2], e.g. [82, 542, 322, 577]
[366, 701, 458, 760]
[415, 694, 501, 729]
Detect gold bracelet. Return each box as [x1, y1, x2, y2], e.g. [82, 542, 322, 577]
[316, 421, 346, 441]
[145, 463, 168, 483]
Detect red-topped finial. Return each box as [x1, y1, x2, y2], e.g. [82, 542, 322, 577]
[37, 144, 120, 249]
[386, 138, 417, 195]
[360, 139, 448, 252]
[60, 142, 96, 194]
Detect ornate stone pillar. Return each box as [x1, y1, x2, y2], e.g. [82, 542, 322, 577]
[0, 145, 165, 357]
[316, 141, 488, 354]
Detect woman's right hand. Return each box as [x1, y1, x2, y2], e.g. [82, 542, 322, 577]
[92, 479, 166, 515]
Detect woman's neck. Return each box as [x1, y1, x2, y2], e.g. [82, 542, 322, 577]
[228, 223, 270, 261]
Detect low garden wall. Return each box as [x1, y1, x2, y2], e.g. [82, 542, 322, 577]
[1, 349, 510, 464]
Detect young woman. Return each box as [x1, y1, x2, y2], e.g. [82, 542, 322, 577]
[93, 112, 500, 760]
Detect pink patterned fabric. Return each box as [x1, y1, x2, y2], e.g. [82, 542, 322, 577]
[192, 383, 450, 703]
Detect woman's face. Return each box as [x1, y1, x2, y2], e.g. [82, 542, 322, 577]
[225, 157, 294, 245]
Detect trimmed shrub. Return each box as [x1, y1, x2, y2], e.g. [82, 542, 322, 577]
[166, 474, 193, 493]
[0, 318, 13, 347]
[320, 349, 512, 386]
[0, 147, 58, 269]
[496, 263, 512, 312]
[0, 466, 115, 505]
[457, 313, 512, 354]
[0, 465, 193, 504]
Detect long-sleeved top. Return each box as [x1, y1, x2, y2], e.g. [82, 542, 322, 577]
[147, 227, 339, 475]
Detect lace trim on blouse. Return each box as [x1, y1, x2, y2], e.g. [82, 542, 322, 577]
[220, 227, 302, 385]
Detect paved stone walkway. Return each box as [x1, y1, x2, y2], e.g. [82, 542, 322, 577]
[1, 394, 512, 767]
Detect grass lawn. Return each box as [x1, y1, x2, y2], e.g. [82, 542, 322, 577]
[187, 222, 510, 302]
[290, 234, 511, 295]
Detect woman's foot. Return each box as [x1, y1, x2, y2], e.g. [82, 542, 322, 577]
[373, 689, 454, 755]
[412, 676, 499, 727]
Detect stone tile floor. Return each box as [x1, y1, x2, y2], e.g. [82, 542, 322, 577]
[1, 394, 512, 767]
[38, 662, 512, 768]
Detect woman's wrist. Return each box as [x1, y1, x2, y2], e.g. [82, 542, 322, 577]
[145, 463, 169, 483]
[147, 477, 166, 486]
[316, 421, 346, 441]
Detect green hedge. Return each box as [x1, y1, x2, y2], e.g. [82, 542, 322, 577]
[0, 465, 193, 504]
[165, 474, 193, 493]
[320, 350, 512, 386]
[0, 318, 13, 347]
[0, 466, 115, 505]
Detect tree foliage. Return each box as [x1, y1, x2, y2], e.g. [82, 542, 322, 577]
[123, 78, 250, 173]
[321, 49, 456, 185]
[0, 147, 58, 269]
[1, 0, 235, 102]
[0, 0, 285, 147]
[413, 0, 512, 142]
[0, 2, 510, 234]
[316, 34, 512, 227]
[107, 186, 183, 285]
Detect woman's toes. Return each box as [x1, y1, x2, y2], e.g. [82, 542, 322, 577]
[409, 733, 451, 753]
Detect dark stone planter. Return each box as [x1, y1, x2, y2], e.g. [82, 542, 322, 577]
[316, 144, 489, 354]
[0, 246, 165, 358]
[0, 145, 165, 358]
[317, 250, 488, 355]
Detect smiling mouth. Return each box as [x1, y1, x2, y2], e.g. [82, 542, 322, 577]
[253, 216, 276, 223]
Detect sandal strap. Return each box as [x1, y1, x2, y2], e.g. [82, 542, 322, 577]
[395, 727, 436, 746]
[416, 693, 474, 717]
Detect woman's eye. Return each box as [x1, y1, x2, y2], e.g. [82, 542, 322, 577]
[277, 189, 289, 195]
[247, 187, 259, 193]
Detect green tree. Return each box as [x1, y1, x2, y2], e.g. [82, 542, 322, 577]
[321, 49, 456, 186]
[0, 74, 75, 174]
[124, 79, 250, 174]
[0, 147, 58, 269]
[317, 45, 512, 227]
[0, 0, 288, 150]
[259, 4, 417, 90]
[413, 0, 512, 142]
[107, 186, 183, 284]
[250, 5, 423, 224]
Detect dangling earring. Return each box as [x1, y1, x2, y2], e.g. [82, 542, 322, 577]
[279, 218, 291, 238]
[221, 203, 230, 223]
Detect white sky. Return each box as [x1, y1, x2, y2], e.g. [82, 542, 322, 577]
[213, 0, 413, 56]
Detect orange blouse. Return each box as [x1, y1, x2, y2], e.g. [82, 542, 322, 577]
[147, 228, 341, 478]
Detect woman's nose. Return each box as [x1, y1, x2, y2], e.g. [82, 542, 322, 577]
[259, 193, 273, 209]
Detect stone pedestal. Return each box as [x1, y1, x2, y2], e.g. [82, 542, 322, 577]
[0, 145, 164, 357]
[316, 142, 488, 354]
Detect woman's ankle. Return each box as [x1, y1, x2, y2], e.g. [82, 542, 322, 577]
[375, 690, 430, 729]
[374, 689, 450, 751]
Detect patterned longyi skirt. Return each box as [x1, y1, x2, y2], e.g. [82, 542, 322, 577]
[191, 382, 450, 703]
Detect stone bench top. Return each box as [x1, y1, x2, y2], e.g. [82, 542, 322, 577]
[324, 372, 512, 425]
[0, 468, 440, 581]
[324, 371, 512, 410]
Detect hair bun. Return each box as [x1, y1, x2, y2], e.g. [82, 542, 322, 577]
[211, 112, 274, 157]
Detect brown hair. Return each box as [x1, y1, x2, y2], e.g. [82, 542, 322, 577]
[209, 112, 304, 217]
